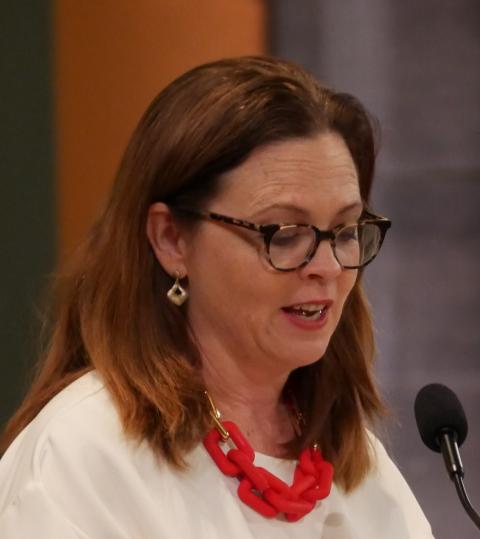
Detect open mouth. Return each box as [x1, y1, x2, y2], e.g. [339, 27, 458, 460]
[282, 303, 328, 321]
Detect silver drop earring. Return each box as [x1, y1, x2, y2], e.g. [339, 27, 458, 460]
[167, 271, 188, 306]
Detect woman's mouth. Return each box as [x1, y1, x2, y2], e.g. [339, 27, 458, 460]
[282, 303, 327, 320]
[281, 301, 332, 329]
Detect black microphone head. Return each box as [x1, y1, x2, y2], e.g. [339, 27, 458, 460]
[414, 383, 468, 453]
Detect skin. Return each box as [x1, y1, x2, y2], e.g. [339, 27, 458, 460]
[147, 132, 361, 456]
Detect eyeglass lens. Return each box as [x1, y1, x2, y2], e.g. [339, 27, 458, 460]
[268, 223, 382, 270]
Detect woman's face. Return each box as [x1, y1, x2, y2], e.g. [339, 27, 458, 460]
[183, 132, 361, 378]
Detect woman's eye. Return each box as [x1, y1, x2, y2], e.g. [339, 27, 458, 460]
[337, 226, 359, 242]
[271, 228, 304, 246]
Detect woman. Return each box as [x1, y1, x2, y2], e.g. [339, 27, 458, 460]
[0, 56, 433, 537]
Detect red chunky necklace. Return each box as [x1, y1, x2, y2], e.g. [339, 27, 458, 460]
[202, 394, 334, 522]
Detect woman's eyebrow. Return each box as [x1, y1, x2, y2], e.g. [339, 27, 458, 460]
[251, 201, 364, 220]
[250, 203, 310, 219]
[336, 201, 364, 216]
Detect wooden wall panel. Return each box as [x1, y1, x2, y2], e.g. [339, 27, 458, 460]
[53, 0, 266, 256]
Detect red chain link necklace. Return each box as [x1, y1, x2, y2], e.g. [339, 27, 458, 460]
[202, 392, 334, 522]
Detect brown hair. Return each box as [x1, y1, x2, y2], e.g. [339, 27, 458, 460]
[1, 56, 385, 491]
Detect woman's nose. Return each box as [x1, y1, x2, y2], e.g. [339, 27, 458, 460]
[300, 240, 342, 280]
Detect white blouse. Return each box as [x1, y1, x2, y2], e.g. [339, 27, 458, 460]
[0, 372, 434, 538]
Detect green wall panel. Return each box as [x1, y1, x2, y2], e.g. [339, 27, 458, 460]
[0, 3, 56, 430]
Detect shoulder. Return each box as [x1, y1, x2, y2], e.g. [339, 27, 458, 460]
[0, 371, 171, 537]
[363, 430, 417, 500]
[0, 371, 130, 510]
[365, 430, 419, 499]
[2, 370, 115, 461]
[354, 429, 434, 537]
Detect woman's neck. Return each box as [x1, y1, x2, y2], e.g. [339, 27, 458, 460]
[201, 354, 296, 457]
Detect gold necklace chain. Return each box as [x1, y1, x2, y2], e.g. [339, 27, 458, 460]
[204, 390, 306, 442]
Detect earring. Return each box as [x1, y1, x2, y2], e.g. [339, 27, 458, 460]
[167, 271, 188, 306]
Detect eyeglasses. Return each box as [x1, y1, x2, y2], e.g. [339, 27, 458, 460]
[172, 207, 391, 272]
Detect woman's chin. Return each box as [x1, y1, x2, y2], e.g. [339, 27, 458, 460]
[274, 342, 328, 372]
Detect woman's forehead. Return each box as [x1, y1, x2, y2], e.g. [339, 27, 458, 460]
[214, 133, 361, 217]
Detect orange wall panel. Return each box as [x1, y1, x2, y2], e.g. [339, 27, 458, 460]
[54, 0, 266, 256]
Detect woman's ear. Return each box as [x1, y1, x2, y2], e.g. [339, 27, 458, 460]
[146, 203, 188, 275]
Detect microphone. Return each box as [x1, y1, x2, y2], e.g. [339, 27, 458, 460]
[414, 383, 480, 531]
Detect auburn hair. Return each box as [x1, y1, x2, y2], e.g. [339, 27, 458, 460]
[1, 56, 385, 491]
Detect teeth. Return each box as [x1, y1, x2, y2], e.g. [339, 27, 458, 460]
[285, 303, 328, 320]
[293, 303, 326, 312]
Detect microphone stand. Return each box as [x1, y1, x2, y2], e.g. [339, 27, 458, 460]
[439, 431, 480, 531]
[452, 475, 480, 530]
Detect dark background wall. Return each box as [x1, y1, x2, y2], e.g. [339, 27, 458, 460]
[0, 4, 56, 429]
[270, 1, 480, 538]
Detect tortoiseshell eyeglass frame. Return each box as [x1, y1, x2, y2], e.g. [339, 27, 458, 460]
[171, 207, 391, 272]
